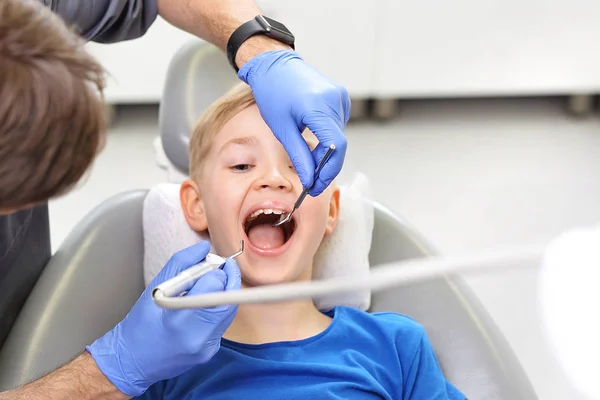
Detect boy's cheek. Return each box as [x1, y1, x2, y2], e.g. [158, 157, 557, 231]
[205, 194, 243, 231]
[302, 200, 333, 235]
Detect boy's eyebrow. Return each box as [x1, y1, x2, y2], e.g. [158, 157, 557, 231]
[218, 136, 259, 154]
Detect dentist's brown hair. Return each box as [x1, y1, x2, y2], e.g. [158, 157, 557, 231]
[0, 0, 107, 210]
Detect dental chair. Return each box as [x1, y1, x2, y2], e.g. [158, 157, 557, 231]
[0, 40, 538, 400]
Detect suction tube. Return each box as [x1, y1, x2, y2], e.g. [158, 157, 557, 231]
[153, 246, 543, 310]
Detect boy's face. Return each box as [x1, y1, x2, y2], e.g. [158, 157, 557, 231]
[181, 104, 340, 287]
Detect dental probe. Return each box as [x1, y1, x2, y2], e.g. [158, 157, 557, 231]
[272, 144, 336, 228]
[152, 241, 244, 298]
[153, 245, 543, 309]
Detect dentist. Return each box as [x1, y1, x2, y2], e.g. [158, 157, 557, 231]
[0, 0, 349, 398]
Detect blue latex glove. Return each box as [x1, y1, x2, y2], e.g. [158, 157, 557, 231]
[239, 50, 351, 196]
[86, 241, 241, 396]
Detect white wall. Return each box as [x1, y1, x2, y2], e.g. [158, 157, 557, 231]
[88, 1, 600, 104]
[85, 17, 197, 104]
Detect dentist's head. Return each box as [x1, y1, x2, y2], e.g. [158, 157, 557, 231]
[0, 0, 107, 214]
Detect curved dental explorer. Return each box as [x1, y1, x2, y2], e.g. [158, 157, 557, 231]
[272, 144, 336, 228]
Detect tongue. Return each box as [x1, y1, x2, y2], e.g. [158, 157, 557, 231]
[247, 224, 285, 249]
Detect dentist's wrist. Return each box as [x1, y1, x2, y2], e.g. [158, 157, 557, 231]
[81, 351, 131, 400]
[0, 352, 130, 400]
[234, 35, 292, 70]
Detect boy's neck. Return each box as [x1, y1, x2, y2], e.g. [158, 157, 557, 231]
[223, 300, 332, 345]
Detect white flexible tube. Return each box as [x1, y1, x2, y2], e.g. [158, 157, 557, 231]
[153, 246, 543, 309]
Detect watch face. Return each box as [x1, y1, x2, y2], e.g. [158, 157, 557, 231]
[261, 16, 291, 35]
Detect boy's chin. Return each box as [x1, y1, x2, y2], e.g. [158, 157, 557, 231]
[241, 275, 291, 288]
[240, 259, 309, 288]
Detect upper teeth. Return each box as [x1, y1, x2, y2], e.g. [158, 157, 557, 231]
[248, 208, 285, 219]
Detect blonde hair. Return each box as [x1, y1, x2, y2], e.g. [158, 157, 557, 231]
[189, 83, 255, 181]
[188, 83, 319, 182]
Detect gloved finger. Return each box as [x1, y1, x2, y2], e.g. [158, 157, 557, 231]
[271, 120, 315, 189]
[222, 258, 242, 291]
[187, 269, 227, 296]
[303, 116, 347, 196]
[340, 85, 352, 125]
[311, 142, 330, 169]
[148, 241, 212, 289]
[310, 142, 332, 193]
[163, 241, 212, 276]
[188, 269, 233, 313]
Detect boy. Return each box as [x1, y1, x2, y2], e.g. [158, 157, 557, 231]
[137, 84, 465, 399]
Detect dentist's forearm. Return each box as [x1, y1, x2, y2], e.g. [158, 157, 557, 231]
[156, 0, 292, 68]
[0, 352, 129, 400]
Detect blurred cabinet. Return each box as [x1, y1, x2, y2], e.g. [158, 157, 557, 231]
[373, 0, 600, 98]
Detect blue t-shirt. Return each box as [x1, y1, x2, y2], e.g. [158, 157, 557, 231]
[136, 306, 465, 399]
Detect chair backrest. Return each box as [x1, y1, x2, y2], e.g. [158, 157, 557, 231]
[0, 191, 537, 399]
[368, 204, 538, 399]
[159, 39, 239, 174]
[0, 191, 147, 391]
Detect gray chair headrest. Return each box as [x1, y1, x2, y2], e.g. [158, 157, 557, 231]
[158, 40, 240, 174]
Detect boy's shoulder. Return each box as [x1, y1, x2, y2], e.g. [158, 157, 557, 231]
[334, 306, 426, 345]
[336, 305, 425, 330]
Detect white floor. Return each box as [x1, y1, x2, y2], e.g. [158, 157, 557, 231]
[49, 97, 600, 400]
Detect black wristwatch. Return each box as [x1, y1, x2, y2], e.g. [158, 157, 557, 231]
[226, 15, 295, 72]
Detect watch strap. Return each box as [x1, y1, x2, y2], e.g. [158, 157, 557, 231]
[226, 15, 295, 72]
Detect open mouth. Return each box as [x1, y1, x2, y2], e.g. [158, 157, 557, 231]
[243, 208, 297, 250]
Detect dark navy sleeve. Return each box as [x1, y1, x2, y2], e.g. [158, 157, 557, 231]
[41, 0, 158, 43]
[0, 206, 52, 350]
[132, 379, 167, 400]
[402, 330, 466, 400]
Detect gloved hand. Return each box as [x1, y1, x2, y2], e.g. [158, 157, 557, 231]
[86, 241, 241, 397]
[239, 50, 351, 196]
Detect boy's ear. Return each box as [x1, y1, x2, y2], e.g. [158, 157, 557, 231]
[180, 179, 208, 232]
[324, 186, 341, 236]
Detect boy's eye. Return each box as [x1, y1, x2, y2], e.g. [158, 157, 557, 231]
[231, 164, 251, 171]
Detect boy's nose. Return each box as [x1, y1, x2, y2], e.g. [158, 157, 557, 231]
[254, 165, 295, 192]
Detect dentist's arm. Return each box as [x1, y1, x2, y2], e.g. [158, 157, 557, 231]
[0, 353, 129, 400]
[41, 0, 158, 43]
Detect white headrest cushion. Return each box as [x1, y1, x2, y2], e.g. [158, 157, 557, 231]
[142, 172, 374, 310]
